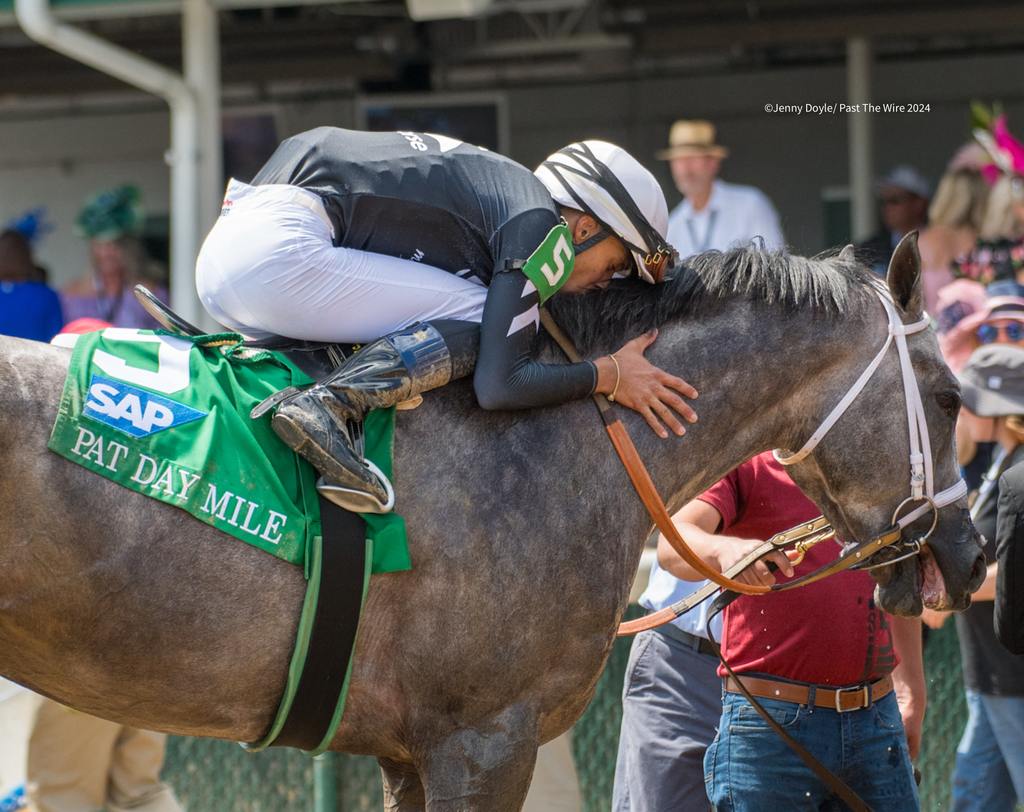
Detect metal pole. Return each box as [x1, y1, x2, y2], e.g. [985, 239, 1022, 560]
[846, 36, 874, 242]
[184, 0, 221, 330]
[313, 752, 338, 812]
[15, 0, 201, 325]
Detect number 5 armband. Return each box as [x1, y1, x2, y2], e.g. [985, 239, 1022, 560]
[517, 222, 575, 304]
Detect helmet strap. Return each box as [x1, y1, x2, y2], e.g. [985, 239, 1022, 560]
[573, 228, 611, 255]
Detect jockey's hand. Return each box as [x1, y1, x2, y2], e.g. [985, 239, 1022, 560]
[713, 536, 794, 587]
[595, 329, 698, 438]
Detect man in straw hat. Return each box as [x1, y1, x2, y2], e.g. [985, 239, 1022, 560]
[656, 119, 784, 259]
[612, 122, 784, 810]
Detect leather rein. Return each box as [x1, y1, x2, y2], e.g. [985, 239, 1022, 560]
[539, 282, 967, 637]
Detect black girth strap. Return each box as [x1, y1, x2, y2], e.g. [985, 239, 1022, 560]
[272, 496, 366, 750]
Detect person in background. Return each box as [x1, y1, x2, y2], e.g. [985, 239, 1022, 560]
[996, 431, 1024, 657]
[0, 229, 63, 342]
[61, 185, 166, 329]
[857, 165, 931, 276]
[658, 119, 784, 259]
[918, 144, 989, 312]
[923, 345, 1024, 811]
[940, 296, 1024, 376]
[5, 206, 55, 283]
[26, 698, 181, 812]
[952, 113, 1024, 297]
[935, 279, 989, 370]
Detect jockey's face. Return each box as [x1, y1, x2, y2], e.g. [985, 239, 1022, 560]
[561, 212, 632, 294]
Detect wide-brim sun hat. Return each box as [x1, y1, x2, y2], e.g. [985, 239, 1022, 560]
[959, 343, 1024, 417]
[655, 119, 729, 161]
[940, 292, 1024, 372]
[534, 139, 675, 283]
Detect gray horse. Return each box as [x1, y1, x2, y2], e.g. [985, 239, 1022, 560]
[0, 236, 984, 810]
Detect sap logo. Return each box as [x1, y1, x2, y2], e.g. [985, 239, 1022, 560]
[83, 374, 207, 438]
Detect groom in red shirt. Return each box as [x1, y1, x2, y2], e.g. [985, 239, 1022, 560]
[660, 451, 923, 810]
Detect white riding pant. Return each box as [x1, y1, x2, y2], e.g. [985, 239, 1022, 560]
[195, 179, 488, 343]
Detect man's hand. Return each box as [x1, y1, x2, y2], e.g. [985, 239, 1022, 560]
[920, 608, 949, 629]
[595, 329, 698, 438]
[897, 690, 925, 761]
[713, 535, 795, 587]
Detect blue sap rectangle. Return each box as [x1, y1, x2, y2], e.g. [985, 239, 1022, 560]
[82, 374, 207, 438]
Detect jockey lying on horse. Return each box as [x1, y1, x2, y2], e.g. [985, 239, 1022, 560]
[195, 127, 698, 513]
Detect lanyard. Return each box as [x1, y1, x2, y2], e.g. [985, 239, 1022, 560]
[685, 209, 718, 253]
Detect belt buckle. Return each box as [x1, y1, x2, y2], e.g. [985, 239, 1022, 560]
[834, 684, 870, 713]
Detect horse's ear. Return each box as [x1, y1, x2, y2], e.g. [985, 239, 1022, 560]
[886, 231, 923, 318]
[838, 244, 855, 263]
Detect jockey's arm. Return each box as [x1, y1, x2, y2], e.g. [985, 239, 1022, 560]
[473, 266, 597, 410]
[474, 208, 599, 411]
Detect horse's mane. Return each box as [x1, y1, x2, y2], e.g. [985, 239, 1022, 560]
[546, 244, 878, 354]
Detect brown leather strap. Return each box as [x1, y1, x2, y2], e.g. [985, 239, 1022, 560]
[618, 519, 903, 636]
[617, 519, 832, 636]
[604, 420, 771, 595]
[538, 308, 768, 595]
[725, 674, 894, 712]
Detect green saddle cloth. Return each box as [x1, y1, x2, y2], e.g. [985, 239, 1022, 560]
[48, 329, 411, 574]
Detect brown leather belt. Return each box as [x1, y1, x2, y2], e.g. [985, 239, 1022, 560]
[725, 674, 894, 713]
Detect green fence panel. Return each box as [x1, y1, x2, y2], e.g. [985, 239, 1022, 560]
[162, 606, 968, 811]
[918, 621, 968, 811]
[163, 737, 314, 811]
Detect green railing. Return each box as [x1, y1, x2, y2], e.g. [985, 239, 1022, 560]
[163, 610, 967, 811]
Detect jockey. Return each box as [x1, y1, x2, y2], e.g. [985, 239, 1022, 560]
[196, 127, 697, 513]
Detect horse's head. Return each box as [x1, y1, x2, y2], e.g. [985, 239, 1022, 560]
[780, 235, 986, 616]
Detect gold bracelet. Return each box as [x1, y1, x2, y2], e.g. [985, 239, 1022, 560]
[607, 353, 621, 402]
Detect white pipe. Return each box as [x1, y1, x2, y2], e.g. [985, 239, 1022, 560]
[184, 0, 222, 260]
[14, 0, 202, 325]
[847, 36, 875, 243]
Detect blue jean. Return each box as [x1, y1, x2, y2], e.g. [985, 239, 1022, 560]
[704, 690, 918, 811]
[951, 690, 1024, 811]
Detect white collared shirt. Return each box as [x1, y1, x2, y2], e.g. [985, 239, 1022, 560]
[667, 179, 784, 259]
[639, 557, 723, 640]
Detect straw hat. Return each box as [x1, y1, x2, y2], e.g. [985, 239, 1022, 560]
[656, 120, 729, 160]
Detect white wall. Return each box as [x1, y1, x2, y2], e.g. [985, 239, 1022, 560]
[0, 110, 169, 287]
[2, 48, 1022, 290]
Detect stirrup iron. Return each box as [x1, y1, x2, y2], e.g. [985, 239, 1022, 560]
[251, 386, 305, 419]
[316, 458, 396, 514]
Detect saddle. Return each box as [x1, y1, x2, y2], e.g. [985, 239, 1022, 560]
[134, 285, 350, 380]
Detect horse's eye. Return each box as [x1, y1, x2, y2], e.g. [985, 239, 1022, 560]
[935, 391, 961, 418]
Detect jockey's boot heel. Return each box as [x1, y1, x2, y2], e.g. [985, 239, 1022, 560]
[267, 321, 479, 514]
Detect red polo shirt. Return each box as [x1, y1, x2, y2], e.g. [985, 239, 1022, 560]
[699, 451, 897, 686]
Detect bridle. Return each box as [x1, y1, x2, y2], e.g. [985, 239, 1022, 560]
[542, 278, 967, 812]
[772, 282, 967, 562]
[539, 278, 967, 637]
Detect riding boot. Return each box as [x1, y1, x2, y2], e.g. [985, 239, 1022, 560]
[266, 321, 479, 514]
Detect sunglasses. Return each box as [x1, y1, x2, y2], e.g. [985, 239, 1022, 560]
[882, 194, 912, 206]
[977, 321, 1024, 344]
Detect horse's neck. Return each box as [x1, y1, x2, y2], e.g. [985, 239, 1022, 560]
[628, 302, 870, 514]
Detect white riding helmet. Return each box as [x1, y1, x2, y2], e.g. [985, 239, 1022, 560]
[534, 140, 676, 283]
